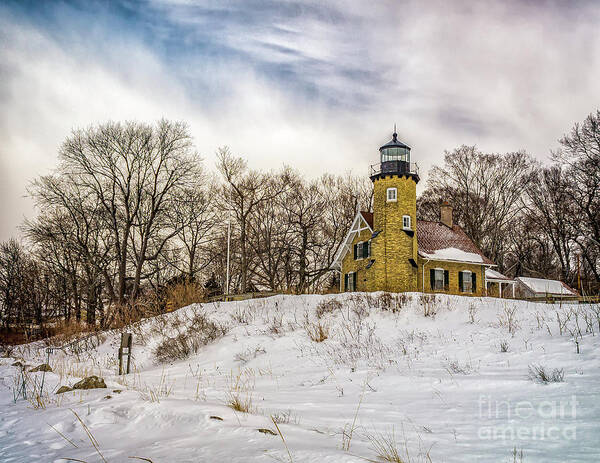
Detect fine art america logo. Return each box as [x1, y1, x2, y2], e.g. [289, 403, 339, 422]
[477, 395, 578, 441]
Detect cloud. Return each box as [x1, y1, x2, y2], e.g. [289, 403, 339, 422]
[1, 0, 600, 240]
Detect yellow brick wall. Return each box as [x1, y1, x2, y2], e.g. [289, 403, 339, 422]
[340, 173, 489, 298]
[341, 227, 375, 292]
[416, 257, 486, 296]
[371, 175, 418, 292]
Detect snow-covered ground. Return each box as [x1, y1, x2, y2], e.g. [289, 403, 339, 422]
[1, 293, 599, 462]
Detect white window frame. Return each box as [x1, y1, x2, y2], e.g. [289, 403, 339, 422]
[461, 270, 473, 293]
[433, 268, 444, 291]
[356, 242, 363, 260]
[402, 215, 412, 230]
[386, 187, 397, 202]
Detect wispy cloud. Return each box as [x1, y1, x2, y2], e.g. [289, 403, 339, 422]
[1, 0, 600, 240]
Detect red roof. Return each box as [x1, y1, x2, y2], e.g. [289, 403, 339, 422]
[360, 211, 373, 229]
[416, 220, 494, 265]
[358, 212, 493, 265]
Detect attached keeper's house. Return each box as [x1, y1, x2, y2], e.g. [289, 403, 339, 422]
[332, 131, 495, 296]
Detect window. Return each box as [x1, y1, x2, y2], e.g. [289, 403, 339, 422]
[354, 240, 372, 260]
[381, 147, 410, 163]
[459, 271, 476, 293]
[345, 272, 356, 291]
[430, 268, 449, 291]
[402, 215, 411, 230]
[433, 269, 444, 290]
[387, 188, 397, 202]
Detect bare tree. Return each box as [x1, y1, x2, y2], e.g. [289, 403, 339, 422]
[317, 173, 372, 290]
[554, 110, 600, 288]
[57, 120, 201, 304]
[249, 174, 295, 291]
[26, 174, 112, 324]
[419, 146, 534, 268]
[524, 166, 576, 282]
[170, 182, 217, 280]
[216, 147, 290, 293]
[0, 239, 26, 330]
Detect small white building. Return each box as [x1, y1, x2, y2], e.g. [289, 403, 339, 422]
[514, 276, 579, 301]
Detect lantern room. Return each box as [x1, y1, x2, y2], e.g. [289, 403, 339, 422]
[379, 131, 411, 163]
[370, 128, 419, 183]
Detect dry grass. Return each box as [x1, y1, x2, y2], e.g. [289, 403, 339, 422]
[234, 345, 266, 364]
[468, 304, 478, 324]
[227, 392, 254, 413]
[270, 409, 300, 425]
[225, 368, 256, 413]
[528, 364, 565, 383]
[498, 306, 520, 336]
[512, 447, 524, 462]
[271, 415, 293, 463]
[305, 321, 329, 343]
[231, 306, 255, 324]
[368, 429, 406, 463]
[71, 408, 107, 463]
[341, 378, 367, 452]
[366, 427, 433, 463]
[444, 359, 475, 375]
[268, 314, 284, 336]
[164, 280, 206, 312]
[418, 294, 437, 318]
[375, 292, 411, 313]
[153, 311, 227, 363]
[315, 299, 342, 318]
[10, 367, 63, 409]
[139, 369, 174, 403]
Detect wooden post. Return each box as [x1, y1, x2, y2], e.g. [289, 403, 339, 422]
[118, 333, 132, 375]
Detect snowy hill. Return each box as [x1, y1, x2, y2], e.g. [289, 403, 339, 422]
[1, 293, 599, 462]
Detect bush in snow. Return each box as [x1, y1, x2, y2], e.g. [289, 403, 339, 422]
[528, 364, 565, 383]
[305, 320, 330, 342]
[497, 306, 520, 336]
[468, 303, 478, 324]
[154, 311, 226, 363]
[444, 359, 474, 375]
[419, 294, 437, 317]
[375, 292, 410, 313]
[315, 299, 342, 318]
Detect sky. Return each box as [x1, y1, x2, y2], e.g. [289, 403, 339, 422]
[1, 0, 600, 241]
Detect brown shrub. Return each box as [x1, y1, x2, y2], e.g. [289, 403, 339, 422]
[154, 311, 227, 363]
[305, 321, 329, 342]
[164, 281, 206, 312]
[315, 299, 342, 318]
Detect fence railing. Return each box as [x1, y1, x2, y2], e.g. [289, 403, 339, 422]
[207, 291, 283, 303]
[370, 161, 419, 177]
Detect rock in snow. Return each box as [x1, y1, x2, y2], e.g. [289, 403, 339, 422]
[29, 363, 52, 373]
[72, 375, 107, 390]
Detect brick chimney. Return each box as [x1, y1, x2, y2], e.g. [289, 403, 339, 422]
[440, 201, 453, 228]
